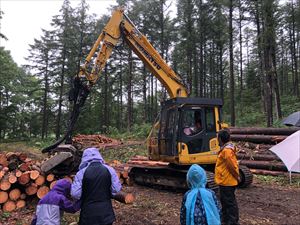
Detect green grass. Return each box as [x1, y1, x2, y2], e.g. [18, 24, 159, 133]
[254, 174, 300, 187]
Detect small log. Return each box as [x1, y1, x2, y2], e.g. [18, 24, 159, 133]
[18, 173, 30, 185]
[113, 191, 135, 204]
[119, 177, 124, 185]
[15, 170, 22, 178]
[25, 183, 38, 196]
[0, 178, 11, 191]
[19, 163, 30, 172]
[0, 154, 8, 167]
[9, 188, 21, 201]
[8, 173, 17, 184]
[50, 180, 57, 189]
[16, 199, 26, 209]
[3, 200, 16, 212]
[37, 186, 50, 199]
[35, 175, 45, 186]
[20, 193, 26, 200]
[0, 191, 9, 204]
[30, 170, 40, 180]
[46, 174, 55, 182]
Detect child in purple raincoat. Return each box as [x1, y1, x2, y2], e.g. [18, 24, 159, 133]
[31, 179, 80, 225]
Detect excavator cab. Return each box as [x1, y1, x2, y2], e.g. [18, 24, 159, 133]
[149, 97, 223, 166]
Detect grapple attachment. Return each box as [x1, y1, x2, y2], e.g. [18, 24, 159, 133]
[40, 144, 82, 176]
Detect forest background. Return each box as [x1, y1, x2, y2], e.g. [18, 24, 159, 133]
[0, 0, 299, 143]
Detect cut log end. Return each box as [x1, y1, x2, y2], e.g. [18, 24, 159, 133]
[0, 191, 9, 204]
[113, 191, 135, 204]
[16, 199, 26, 209]
[3, 200, 16, 212]
[37, 186, 50, 199]
[9, 188, 21, 201]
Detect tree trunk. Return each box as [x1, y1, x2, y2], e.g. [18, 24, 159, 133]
[229, 0, 236, 126]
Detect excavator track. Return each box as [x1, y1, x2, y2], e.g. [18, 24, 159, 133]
[238, 165, 253, 188]
[129, 165, 218, 193]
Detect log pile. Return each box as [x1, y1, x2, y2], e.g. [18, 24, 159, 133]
[0, 152, 72, 212]
[229, 127, 299, 144]
[73, 134, 121, 149]
[230, 127, 300, 177]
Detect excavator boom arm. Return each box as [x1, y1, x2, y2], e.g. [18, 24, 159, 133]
[80, 8, 188, 98]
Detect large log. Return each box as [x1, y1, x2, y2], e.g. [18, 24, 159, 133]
[231, 134, 286, 144]
[0, 191, 8, 204]
[37, 186, 50, 199]
[25, 183, 38, 196]
[18, 172, 30, 185]
[0, 178, 11, 191]
[229, 127, 300, 135]
[35, 175, 45, 186]
[9, 188, 21, 201]
[16, 199, 26, 209]
[113, 191, 135, 204]
[237, 153, 280, 162]
[3, 200, 16, 212]
[239, 160, 287, 171]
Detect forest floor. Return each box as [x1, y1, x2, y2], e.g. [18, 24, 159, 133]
[0, 142, 299, 225]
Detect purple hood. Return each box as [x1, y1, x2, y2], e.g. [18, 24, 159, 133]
[51, 179, 71, 196]
[79, 147, 104, 170]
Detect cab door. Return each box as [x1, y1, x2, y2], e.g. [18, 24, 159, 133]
[158, 107, 178, 156]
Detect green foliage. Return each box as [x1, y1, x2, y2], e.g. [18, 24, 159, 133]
[100, 144, 147, 163]
[108, 123, 152, 140]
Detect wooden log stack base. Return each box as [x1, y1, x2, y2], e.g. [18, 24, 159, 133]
[0, 151, 75, 212]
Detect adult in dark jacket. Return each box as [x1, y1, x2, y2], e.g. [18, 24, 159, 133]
[71, 147, 122, 225]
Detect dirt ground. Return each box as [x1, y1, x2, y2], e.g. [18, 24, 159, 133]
[1, 176, 299, 225]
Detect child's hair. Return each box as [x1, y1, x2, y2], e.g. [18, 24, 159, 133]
[218, 129, 230, 143]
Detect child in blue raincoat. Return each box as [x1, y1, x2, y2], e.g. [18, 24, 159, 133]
[180, 164, 221, 225]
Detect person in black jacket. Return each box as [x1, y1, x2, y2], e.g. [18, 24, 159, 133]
[71, 147, 122, 225]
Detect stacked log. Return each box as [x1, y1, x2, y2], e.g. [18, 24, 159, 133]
[0, 152, 73, 212]
[229, 127, 299, 144]
[109, 160, 133, 186]
[229, 127, 299, 177]
[73, 134, 121, 149]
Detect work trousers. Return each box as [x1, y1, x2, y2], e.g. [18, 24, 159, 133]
[219, 185, 239, 225]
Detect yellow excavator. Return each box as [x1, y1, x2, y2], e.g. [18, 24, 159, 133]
[41, 8, 252, 191]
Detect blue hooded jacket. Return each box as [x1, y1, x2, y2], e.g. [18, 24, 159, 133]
[180, 164, 221, 225]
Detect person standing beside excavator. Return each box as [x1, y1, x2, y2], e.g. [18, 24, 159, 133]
[215, 129, 240, 225]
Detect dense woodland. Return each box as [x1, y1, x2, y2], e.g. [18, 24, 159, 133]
[0, 0, 299, 141]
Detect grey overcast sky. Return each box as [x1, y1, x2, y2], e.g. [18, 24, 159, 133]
[0, 0, 117, 66]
